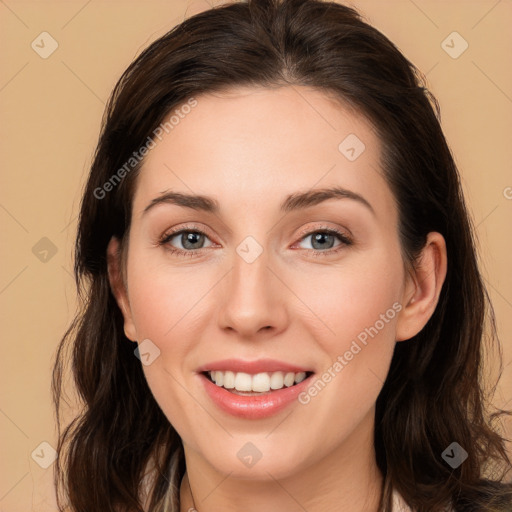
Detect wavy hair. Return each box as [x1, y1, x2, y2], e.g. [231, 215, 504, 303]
[52, 0, 512, 510]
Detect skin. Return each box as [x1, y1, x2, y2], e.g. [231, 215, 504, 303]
[107, 85, 447, 512]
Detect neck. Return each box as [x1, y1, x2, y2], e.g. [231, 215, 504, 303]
[179, 409, 383, 512]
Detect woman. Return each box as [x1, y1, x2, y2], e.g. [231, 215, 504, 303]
[52, 0, 512, 510]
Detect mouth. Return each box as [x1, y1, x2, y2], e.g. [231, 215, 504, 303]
[201, 370, 315, 396]
[196, 358, 316, 418]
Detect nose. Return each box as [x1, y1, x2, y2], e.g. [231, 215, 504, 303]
[217, 245, 289, 340]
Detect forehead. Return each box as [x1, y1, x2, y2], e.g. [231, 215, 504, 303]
[132, 85, 395, 221]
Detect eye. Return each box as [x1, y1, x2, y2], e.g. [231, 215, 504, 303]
[159, 226, 215, 256]
[158, 224, 353, 258]
[294, 227, 352, 255]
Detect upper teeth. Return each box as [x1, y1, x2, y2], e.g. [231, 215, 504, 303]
[208, 370, 307, 392]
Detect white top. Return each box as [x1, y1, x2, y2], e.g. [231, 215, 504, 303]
[392, 489, 453, 511]
[392, 489, 413, 511]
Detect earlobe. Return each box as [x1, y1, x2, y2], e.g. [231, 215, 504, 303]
[106, 237, 138, 342]
[395, 232, 447, 342]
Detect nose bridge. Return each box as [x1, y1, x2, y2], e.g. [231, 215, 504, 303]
[217, 236, 287, 337]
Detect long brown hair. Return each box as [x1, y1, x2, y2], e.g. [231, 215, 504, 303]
[52, 0, 512, 510]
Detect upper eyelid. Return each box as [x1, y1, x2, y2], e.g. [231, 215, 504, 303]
[162, 223, 217, 243]
[295, 223, 351, 238]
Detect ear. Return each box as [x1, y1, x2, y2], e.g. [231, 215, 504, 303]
[395, 232, 448, 342]
[107, 236, 137, 342]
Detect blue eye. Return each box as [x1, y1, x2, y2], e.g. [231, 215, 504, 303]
[160, 229, 214, 254]
[158, 225, 352, 258]
[297, 230, 351, 251]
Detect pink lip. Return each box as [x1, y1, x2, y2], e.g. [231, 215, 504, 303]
[198, 371, 315, 420]
[196, 358, 312, 374]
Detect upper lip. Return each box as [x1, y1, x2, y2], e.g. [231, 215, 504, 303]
[196, 358, 313, 374]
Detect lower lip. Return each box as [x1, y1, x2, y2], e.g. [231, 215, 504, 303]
[199, 372, 314, 419]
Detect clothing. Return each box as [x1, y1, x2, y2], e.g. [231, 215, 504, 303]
[392, 489, 413, 511]
[391, 489, 454, 511]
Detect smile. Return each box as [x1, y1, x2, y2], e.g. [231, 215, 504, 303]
[197, 363, 316, 419]
[204, 370, 312, 394]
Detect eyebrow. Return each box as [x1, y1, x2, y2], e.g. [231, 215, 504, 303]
[142, 186, 375, 216]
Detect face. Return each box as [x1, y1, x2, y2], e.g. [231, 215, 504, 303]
[108, 85, 437, 481]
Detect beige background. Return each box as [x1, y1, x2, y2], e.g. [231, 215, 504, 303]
[1, 0, 511, 510]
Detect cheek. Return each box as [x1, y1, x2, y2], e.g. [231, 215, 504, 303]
[291, 247, 403, 411]
[291, 245, 404, 348]
[124, 260, 213, 437]
[126, 249, 212, 341]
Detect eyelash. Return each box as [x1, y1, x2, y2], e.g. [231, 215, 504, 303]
[158, 223, 353, 258]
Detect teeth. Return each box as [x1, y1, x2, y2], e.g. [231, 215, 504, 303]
[234, 372, 253, 391]
[208, 370, 308, 392]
